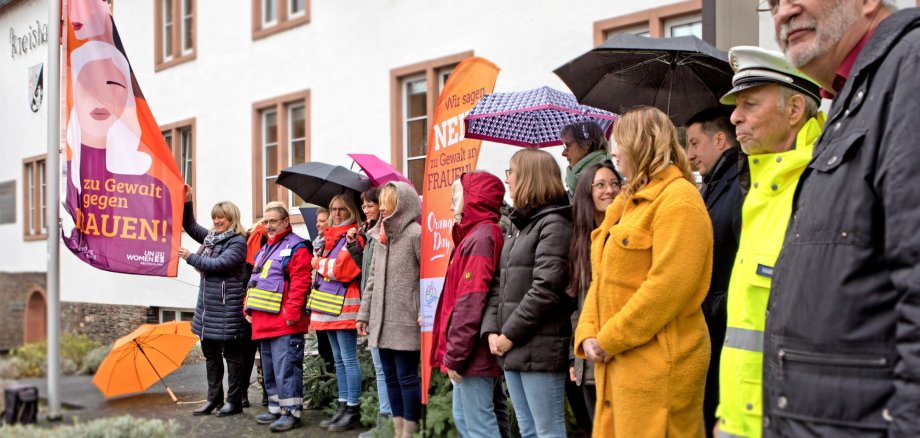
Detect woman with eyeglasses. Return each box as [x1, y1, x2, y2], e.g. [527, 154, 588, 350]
[566, 161, 622, 432]
[484, 149, 574, 438]
[560, 121, 612, 197]
[575, 106, 712, 437]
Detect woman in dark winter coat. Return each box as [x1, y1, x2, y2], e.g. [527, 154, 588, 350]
[178, 187, 248, 417]
[567, 161, 622, 428]
[430, 172, 505, 438]
[483, 149, 574, 438]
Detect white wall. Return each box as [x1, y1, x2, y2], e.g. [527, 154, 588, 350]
[0, 0, 53, 272]
[1, 0, 720, 307]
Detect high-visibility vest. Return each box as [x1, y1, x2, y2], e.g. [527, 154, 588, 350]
[245, 232, 305, 314]
[717, 114, 824, 438]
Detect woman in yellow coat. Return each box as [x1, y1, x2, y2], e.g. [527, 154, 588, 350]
[575, 106, 713, 437]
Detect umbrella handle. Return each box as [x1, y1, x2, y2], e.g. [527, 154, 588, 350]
[166, 387, 177, 403]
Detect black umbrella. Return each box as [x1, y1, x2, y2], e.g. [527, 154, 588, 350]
[554, 34, 734, 126]
[276, 162, 371, 208]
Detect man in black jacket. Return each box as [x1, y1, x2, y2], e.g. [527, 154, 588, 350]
[763, 1, 920, 436]
[685, 107, 742, 438]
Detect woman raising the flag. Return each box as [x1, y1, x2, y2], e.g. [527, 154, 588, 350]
[177, 187, 248, 417]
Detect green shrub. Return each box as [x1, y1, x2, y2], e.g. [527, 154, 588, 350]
[60, 334, 102, 369]
[0, 415, 180, 438]
[80, 345, 111, 374]
[418, 371, 458, 438]
[8, 334, 104, 378]
[0, 357, 21, 380]
[302, 352, 337, 411]
[11, 342, 46, 378]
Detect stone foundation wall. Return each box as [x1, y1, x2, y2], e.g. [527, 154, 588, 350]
[60, 302, 157, 346]
[0, 272, 161, 351]
[0, 272, 45, 352]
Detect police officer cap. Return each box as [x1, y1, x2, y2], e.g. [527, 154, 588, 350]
[720, 46, 821, 105]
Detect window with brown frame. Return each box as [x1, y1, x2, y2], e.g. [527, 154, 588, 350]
[390, 51, 473, 192]
[22, 155, 47, 240]
[160, 118, 196, 200]
[155, 0, 196, 71]
[0, 180, 15, 225]
[251, 90, 310, 221]
[594, 0, 702, 45]
[252, 0, 310, 40]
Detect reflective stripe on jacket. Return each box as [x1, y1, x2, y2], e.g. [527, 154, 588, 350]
[717, 114, 824, 438]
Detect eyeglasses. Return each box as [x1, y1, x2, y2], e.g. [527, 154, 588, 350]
[264, 218, 286, 226]
[759, 0, 799, 13]
[593, 180, 621, 191]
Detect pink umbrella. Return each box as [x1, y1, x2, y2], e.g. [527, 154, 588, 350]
[347, 153, 414, 188]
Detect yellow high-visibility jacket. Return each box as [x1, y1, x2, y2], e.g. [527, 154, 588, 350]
[716, 114, 824, 438]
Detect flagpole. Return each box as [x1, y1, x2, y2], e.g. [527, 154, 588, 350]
[45, 0, 63, 421]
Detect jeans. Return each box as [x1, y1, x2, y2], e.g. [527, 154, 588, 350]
[370, 347, 391, 415]
[377, 348, 421, 421]
[261, 333, 305, 418]
[325, 329, 362, 406]
[200, 338, 244, 404]
[452, 376, 500, 438]
[504, 371, 566, 438]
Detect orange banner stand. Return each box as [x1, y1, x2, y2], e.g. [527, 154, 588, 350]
[419, 57, 499, 404]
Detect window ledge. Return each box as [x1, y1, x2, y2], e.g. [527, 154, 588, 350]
[155, 52, 196, 72]
[253, 14, 310, 41]
[23, 233, 48, 242]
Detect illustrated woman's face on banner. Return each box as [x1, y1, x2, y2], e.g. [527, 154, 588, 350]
[74, 59, 129, 148]
[70, 0, 111, 41]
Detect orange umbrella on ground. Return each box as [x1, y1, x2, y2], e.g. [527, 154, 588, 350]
[93, 320, 198, 402]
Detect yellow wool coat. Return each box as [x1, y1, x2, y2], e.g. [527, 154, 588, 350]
[575, 165, 713, 438]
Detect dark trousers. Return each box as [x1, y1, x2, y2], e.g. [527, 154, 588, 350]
[241, 333, 260, 400]
[201, 338, 245, 404]
[565, 378, 593, 435]
[493, 375, 511, 438]
[702, 292, 727, 438]
[316, 330, 336, 374]
[378, 348, 421, 422]
[582, 384, 596, 423]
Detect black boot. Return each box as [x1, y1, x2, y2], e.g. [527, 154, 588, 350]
[242, 394, 250, 408]
[216, 402, 243, 417]
[320, 401, 347, 428]
[328, 404, 362, 432]
[192, 401, 221, 416]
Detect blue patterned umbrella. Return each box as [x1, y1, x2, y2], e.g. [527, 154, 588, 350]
[463, 86, 618, 148]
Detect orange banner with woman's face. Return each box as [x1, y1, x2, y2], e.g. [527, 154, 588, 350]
[61, 0, 184, 276]
[419, 57, 499, 403]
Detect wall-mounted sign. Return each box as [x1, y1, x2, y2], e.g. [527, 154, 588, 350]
[10, 20, 48, 59]
[29, 63, 43, 112]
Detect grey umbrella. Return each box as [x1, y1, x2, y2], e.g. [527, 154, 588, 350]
[554, 34, 734, 125]
[276, 162, 371, 208]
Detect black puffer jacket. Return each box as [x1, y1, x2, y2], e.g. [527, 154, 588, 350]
[763, 9, 920, 437]
[482, 201, 574, 372]
[183, 202, 247, 341]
